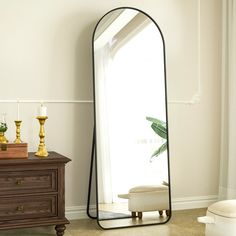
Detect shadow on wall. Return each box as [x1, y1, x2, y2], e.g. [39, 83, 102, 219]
[49, 10, 99, 101]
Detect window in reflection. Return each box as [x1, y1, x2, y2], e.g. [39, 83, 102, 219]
[96, 17, 167, 208]
[108, 22, 167, 203]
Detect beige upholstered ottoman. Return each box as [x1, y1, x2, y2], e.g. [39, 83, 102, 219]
[118, 184, 169, 219]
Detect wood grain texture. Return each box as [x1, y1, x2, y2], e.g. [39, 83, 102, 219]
[0, 143, 28, 159]
[0, 169, 57, 195]
[0, 195, 57, 220]
[0, 152, 71, 235]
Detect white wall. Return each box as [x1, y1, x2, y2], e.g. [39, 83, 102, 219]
[0, 0, 222, 217]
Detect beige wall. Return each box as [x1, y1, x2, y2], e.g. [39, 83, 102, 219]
[0, 0, 222, 215]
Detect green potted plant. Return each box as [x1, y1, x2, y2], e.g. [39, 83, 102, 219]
[0, 114, 8, 144]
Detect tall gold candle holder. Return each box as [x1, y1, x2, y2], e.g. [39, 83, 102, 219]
[14, 120, 23, 144]
[35, 116, 48, 157]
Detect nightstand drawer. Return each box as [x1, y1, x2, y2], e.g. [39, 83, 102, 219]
[0, 195, 57, 220]
[0, 170, 57, 195]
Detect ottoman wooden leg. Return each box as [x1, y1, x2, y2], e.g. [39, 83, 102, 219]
[132, 212, 137, 218]
[138, 212, 143, 219]
[159, 210, 163, 216]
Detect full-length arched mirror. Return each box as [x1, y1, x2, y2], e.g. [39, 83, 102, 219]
[92, 7, 171, 229]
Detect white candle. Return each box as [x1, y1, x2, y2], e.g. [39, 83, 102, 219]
[17, 99, 20, 120]
[39, 104, 47, 116]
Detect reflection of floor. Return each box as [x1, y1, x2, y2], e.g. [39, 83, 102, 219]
[99, 202, 130, 215]
[99, 211, 169, 228]
[98, 202, 169, 228]
[99, 202, 131, 220]
[99, 210, 130, 220]
[0, 208, 206, 235]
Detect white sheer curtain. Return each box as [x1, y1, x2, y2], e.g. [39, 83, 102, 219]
[95, 44, 113, 204]
[219, 0, 236, 200]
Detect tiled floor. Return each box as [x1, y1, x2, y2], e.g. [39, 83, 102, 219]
[0, 208, 206, 236]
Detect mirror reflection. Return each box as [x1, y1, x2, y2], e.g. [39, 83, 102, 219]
[93, 7, 171, 229]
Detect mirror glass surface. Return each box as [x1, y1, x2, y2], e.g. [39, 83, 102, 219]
[93, 7, 171, 229]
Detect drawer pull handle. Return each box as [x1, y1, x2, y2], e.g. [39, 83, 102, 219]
[16, 180, 23, 185]
[16, 206, 24, 211]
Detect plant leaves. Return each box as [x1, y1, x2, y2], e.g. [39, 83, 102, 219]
[0, 123, 7, 132]
[146, 116, 166, 127]
[151, 142, 167, 158]
[151, 123, 167, 139]
[146, 116, 168, 161]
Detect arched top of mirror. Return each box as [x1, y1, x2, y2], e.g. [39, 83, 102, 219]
[93, 7, 165, 56]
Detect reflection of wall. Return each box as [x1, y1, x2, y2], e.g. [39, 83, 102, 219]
[0, 0, 221, 218]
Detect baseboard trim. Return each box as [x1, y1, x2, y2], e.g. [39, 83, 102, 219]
[66, 195, 218, 220]
[171, 195, 218, 210]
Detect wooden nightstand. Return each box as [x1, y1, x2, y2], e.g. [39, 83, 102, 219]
[0, 152, 71, 236]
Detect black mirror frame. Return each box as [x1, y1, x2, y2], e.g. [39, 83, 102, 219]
[90, 6, 172, 229]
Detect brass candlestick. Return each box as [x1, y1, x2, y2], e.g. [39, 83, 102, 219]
[14, 120, 23, 143]
[35, 116, 48, 157]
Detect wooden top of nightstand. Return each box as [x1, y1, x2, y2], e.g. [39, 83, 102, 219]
[0, 151, 71, 165]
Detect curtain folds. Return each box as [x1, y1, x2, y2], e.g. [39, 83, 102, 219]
[95, 44, 113, 204]
[219, 0, 236, 200]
